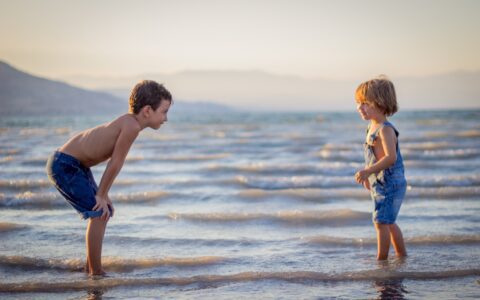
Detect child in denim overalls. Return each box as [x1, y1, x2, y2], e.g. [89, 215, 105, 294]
[354, 76, 407, 260]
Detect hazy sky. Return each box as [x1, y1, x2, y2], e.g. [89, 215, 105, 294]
[1, 0, 479, 80]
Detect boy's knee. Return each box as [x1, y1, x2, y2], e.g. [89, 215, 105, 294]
[89, 217, 108, 225]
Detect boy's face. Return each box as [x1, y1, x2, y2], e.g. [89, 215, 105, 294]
[148, 100, 171, 129]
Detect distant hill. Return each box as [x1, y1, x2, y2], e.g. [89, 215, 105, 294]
[0, 61, 233, 116]
[0, 62, 128, 115]
[64, 70, 480, 111]
[0, 61, 126, 116]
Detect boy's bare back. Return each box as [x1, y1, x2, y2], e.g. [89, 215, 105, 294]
[59, 114, 140, 168]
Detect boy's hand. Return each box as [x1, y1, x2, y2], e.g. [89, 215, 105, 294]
[355, 169, 371, 184]
[93, 195, 110, 221]
[106, 196, 115, 218]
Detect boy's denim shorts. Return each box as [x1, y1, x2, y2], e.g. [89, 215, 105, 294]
[46, 151, 110, 219]
[369, 171, 407, 224]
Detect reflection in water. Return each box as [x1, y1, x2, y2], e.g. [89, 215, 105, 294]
[374, 279, 408, 300]
[86, 287, 105, 300]
[373, 257, 408, 299]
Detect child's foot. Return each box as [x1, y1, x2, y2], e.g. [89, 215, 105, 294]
[89, 269, 106, 276]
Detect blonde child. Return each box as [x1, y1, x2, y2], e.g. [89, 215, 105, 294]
[354, 76, 407, 260]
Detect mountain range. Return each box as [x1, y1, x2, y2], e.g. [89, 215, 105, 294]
[1, 60, 479, 115]
[63, 70, 480, 111]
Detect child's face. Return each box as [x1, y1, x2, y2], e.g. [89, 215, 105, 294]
[355, 99, 382, 121]
[149, 100, 171, 129]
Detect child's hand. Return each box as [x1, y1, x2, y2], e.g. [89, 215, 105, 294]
[363, 180, 370, 191]
[355, 169, 371, 184]
[93, 195, 111, 221]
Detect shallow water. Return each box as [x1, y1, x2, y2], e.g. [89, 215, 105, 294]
[1, 110, 479, 299]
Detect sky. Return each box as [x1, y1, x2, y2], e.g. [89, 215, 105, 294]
[1, 0, 480, 81]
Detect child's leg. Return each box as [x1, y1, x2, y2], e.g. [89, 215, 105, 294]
[86, 217, 108, 275]
[374, 223, 391, 260]
[389, 223, 407, 257]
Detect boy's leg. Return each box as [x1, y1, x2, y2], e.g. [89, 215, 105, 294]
[86, 217, 108, 275]
[374, 223, 391, 260]
[389, 223, 407, 257]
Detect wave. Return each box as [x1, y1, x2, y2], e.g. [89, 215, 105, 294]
[321, 141, 461, 152]
[0, 222, 29, 233]
[305, 234, 480, 246]
[401, 142, 453, 151]
[156, 153, 231, 162]
[0, 179, 51, 189]
[0, 192, 62, 208]
[0, 255, 228, 273]
[407, 174, 480, 188]
[315, 149, 361, 162]
[125, 153, 231, 163]
[402, 148, 480, 160]
[237, 186, 480, 202]
[456, 130, 480, 138]
[12, 127, 71, 137]
[206, 163, 353, 176]
[413, 130, 480, 139]
[168, 209, 370, 226]
[235, 175, 355, 190]
[236, 174, 480, 190]
[4, 152, 229, 168]
[1, 269, 479, 293]
[405, 160, 480, 170]
[407, 186, 480, 199]
[113, 191, 171, 204]
[107, 235, 262, 248]
[321, 143, 356, 151]
[0, 156, 15, 163]
[316, 148, 480, 163]
[2, 185, 477, 209]
[0, 191, 171, 208]
[238, 188, 367, 201]
[0, 148, 21, 155]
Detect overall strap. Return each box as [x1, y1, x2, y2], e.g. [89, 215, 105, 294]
[382, 121, 399, 138]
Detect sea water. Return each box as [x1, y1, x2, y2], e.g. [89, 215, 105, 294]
[0, 110, 479, 299]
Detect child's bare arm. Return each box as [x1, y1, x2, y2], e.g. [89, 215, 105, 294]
[94, 122, 139, 219]
[355, 126, 397, 183]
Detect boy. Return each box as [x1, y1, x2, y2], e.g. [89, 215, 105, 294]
[46, 80, 172, 275]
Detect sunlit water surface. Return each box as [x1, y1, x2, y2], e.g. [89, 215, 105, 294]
[1, 110, 479, 299]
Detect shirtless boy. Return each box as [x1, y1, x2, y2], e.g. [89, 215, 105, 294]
[46, 80, 172, 275]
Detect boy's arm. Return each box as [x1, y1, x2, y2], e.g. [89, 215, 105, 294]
[355, 126, 397, 183]
[94, 123, 139, 219]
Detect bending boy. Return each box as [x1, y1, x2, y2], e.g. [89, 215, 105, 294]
[46, 80, 172, 275]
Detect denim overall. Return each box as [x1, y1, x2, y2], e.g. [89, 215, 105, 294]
[364, 121, 407, 224]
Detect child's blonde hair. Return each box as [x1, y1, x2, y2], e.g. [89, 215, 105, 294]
[355, 75, 398, 116]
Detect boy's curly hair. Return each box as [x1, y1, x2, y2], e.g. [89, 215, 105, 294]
[355, 75, 398, 116]
[129, 80, 172, 114]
